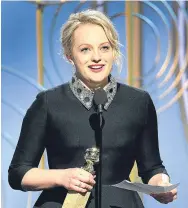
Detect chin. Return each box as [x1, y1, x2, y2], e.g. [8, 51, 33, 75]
[88, 72, 109, 83]
[89, 76, 107, 84]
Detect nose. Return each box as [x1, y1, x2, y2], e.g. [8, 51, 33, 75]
[91, 50, 101, 63]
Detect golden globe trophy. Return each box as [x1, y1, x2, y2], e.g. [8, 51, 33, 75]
[62, 147, 99, 208]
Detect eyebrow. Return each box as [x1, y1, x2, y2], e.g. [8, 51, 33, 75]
[78, 42, 110, 48]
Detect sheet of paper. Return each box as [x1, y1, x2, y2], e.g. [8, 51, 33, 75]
[111, 180, 179, 195]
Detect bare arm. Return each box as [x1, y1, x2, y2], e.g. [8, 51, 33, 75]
[21, 168, 60, 191]
[21, 167, 95, 193]
[148, 173, 170, 185]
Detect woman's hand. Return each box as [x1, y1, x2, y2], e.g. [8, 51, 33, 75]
[56, 168, 96, 193]
[150, 182, 177, 204]
[148, 174, 177, 204]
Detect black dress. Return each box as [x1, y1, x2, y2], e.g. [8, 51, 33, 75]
[8, 75, 168, 208]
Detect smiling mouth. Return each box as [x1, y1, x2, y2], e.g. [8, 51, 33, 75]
[88, 65, 105, 72]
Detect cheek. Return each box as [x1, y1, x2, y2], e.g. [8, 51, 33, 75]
[105, 55, 114, 65]
[75, 55, 90, 66]
[102, 51, 114, 60]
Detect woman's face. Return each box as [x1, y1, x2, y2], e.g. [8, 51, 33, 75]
[70, 23, 115, 88]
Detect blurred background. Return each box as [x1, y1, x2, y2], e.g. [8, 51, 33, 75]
[1, 0, 188, 207]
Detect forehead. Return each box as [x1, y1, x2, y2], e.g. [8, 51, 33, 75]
[72, 23, 109, 46]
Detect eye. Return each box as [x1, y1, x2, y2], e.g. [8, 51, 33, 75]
[81, 47, 90, 53]
[101, 45, 110, 52]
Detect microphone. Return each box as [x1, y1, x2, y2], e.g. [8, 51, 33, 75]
[93, 89, 108, 113]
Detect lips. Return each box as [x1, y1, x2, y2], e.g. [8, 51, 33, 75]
[88, 64, 105, 72]
[88, 64, 105, 69]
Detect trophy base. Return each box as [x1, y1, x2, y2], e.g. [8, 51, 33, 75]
[62, 191, 91, 208]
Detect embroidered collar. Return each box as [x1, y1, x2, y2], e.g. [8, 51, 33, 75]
[69, 74, 117, 110]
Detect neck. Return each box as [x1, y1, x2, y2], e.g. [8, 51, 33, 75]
[76, 73, 109, 91]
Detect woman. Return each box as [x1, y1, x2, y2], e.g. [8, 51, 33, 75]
[8, 9, 177, 208]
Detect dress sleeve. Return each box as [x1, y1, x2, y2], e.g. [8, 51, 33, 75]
[136, 92, 168, 184]
[8, 92, 47, 191]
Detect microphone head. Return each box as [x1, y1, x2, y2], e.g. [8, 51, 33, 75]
[93, 88, 108, 106]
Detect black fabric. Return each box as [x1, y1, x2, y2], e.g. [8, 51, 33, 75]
[8, 82, 168, 208]
[33, 186, 144, 208]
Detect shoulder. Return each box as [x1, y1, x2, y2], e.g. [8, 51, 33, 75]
[36, 82, 70, 100]
[117, 82, 150, 100]
[116, 82, 153, 117]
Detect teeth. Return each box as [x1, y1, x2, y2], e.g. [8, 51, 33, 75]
[90, 66, 103, 69]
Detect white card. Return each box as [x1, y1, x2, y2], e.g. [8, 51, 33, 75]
[111, 180, 179, 195]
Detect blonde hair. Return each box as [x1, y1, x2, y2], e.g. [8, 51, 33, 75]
[60, 9, 123, 73]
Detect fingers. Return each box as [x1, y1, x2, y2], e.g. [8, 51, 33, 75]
[171, 188, 178, 195]
[71, 184, 87, 193]
[152, 194, 169, 204]
[173, 195, 177, 200]
[151, 190, 177, 204]
[69, 179, 93, 193]
[76, 168, 96, 186]
[66, 168, 96, 193]
[77, 180, 93, 191]
[78, 174, 96, 186]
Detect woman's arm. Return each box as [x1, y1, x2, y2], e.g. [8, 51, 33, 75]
[8, 92, 48, 191]
[21, 168, 61, 191]
[8, 92, 95, 193]
[136, 92, 177, 204]
[148, 173, 170, 185]
[21, 167, 95, 193]
[136, 92, 168, 184]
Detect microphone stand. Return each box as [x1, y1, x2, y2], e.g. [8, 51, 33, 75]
[96, 105, 103, 208]
[93, 88, 107, 208]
